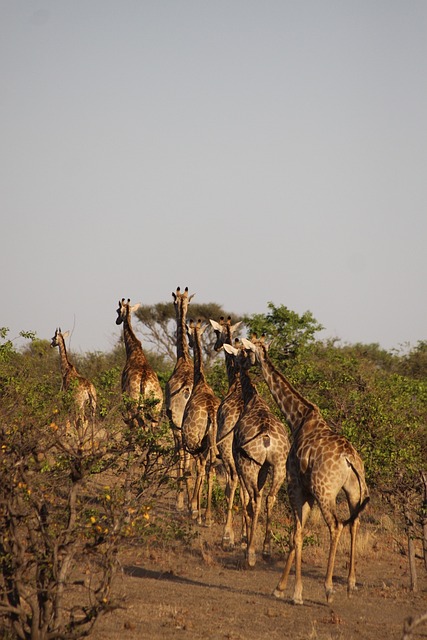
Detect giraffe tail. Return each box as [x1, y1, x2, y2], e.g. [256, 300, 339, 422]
[343, 496, 370, 527]
[343, 455, 370, 526]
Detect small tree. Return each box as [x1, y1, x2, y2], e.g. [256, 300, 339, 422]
[243, 302, 323, 363]
[0, 330, 175, 639]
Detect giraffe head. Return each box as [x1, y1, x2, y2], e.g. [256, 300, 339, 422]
[223, 340, 256, 371]
[115, 298, 140, 325]
[51, 328, 69, 348]
[172, 286, 194, 317]
[241, 335, 269, 364]
[186, 319, 207, 349]
[209, 316, 242, 351]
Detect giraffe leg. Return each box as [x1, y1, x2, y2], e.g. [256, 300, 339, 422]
[262, 492, 277, 559]
[239, 482, 250, 549]
[246, 490, 262, 567]
[262, 464, 282, 560]
[344, 478, 365, 596]
[173, 433, 186, 511]
[323, 512, 344, 603]
[237, 458, 262, 567]
[292, 518, 305, 605]
[183, 451, 194, 511]
[222, 470, 239, 549]
[204, 457, 215, 527]
[274, 546, 295, 599]
[274, 496, 312, 604]
[190, 457, 205, 523]
[347, 516, 360, 596]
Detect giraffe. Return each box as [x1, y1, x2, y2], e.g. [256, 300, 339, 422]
[242, 337, 370, 604]
[51, 328, 97, 449]
[223, 342, 290, 567]
[115, 298, 163, 429]
[181, 319, 220, 526]
[210, 316, 244, 549]
[165, 286, 195, 511]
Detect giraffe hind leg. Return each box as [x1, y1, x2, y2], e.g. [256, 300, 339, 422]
[319, 501, 344, 604]
[222, 468, 239, 549]
[343, 484, 366, 595]
[347, 516, 360, 596]
[274, 493, 313, 604]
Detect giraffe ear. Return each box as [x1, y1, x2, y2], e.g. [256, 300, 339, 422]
[131, 303, 141, 313]
[223, 343, 239, 356]
[242, 338, 255, 351]
[62, 330, 70, 339]
[231, 321, 243, 334]
[209, 319, 222, 332]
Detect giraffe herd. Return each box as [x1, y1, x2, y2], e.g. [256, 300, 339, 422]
[50, 287, 369, 606]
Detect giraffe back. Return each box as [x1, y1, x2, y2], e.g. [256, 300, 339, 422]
[182, 375, 220, 454]
[182, 319, 220, 454]
[290, 412, 369, 506]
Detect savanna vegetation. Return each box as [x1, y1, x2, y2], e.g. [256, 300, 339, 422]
[1, 302, 426, 639]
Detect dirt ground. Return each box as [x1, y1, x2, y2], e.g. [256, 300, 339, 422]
[91, 502, 427, 640]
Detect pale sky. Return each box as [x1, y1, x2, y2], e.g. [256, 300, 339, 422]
[1, 1, 426, 354]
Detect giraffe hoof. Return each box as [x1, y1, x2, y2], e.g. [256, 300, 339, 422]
[262, 550, 272, 563]
[292, 597, 304, 606]
[273, 588, 285, 600]
[222, 537, 235, 551]
[326, 588, 335, 604]
[246, 553, 256, 568]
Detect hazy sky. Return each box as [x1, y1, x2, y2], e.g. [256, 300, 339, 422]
[1, 1, 426, 354]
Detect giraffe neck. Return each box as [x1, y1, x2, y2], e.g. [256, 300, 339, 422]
[257, 348, 314, 432]
[57, 335, 75, 386]
[176, 301, 190, 361]
[123, 312, 143, 359]
[222, 324, 238, 386]
[192, 329, 206, 385]
[224, 351, 238, 386]
[239, 365, 257, 406]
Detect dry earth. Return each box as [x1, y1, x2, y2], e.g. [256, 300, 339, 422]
[91, 500, 427, 640]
